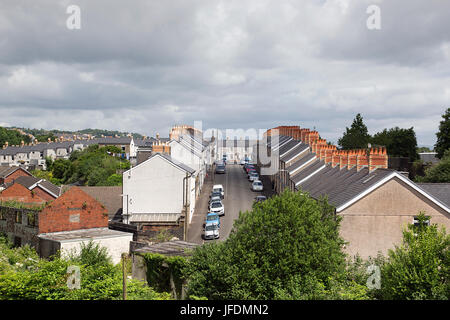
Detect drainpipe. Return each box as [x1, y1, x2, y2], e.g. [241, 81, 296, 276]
[183, 172, 192, 241]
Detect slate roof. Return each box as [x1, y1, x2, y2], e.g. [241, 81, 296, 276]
[416, 183, 450, 208]
[296, 166, 396, 209]
[286, 153, 317, 175]
[280, 143, 309, 162]
[0, 165, 31, 178]
[267, 135, 291, 149]
[291, 159, 326, 185]
[74, 186, 123, 221]
[277, 139, 299, 156]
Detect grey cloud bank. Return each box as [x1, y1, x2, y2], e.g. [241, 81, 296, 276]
[0, 0, 448, 147]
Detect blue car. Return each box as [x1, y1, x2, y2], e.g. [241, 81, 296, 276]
[204, 213, 220, 228]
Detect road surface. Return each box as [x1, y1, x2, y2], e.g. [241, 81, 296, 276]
[187, 164, 268, 244]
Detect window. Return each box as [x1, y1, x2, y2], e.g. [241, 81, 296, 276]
[15, 211, 22, 224]
[27, 213, 36, 227]
[413, 216, 430, 227]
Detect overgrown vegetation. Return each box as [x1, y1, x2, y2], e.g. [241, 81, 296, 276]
[0, 237, 171, 300]
[32, 144, 130, 186]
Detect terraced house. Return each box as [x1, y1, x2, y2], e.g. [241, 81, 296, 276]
[261, 126, 450, 259]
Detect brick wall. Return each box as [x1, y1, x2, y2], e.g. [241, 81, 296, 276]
[3, 168, 32, 184]
[38, 186, 108, 234]
[31, 186, 57, 202]
[0, 183, 47, 204]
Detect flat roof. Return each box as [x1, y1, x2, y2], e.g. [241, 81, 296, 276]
[38, 227, 133, 243]
[133, 240, 199, 256]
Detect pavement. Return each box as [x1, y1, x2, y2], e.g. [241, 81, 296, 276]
[187, 163, 271, 244]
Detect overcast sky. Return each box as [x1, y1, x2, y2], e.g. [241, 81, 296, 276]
[0, 0, 449, 146]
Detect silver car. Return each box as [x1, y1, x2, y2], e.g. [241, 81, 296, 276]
[252, 180, 264, 191]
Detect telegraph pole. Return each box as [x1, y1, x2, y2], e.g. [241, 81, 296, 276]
[122, 253, 127, 300]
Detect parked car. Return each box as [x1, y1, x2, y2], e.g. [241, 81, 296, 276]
[209, 200, 225, 216]
[212, 184, 224, 198]
[203, 223, 220, 240]
[252, 180, 264, 191]
[254, 195, 267, 203]
[245, 166, 255, 173]
[240, 159, 246, 165]
[247, 169, 257, 177]
[210, 190, 223, 200]
[204, 213, 220, 228]
[216, 164, 226, 174]
[210, 195, 222, 204]
[248, 171, 259, 182]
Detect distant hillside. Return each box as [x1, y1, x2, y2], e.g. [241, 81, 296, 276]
[8, 127, 144, 140]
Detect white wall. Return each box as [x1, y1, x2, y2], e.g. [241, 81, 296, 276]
[122, 155, 192, 218]
[59, 234, 133, 265]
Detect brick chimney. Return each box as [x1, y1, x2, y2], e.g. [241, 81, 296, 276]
[324, 145, 336, 165]
[356, 149, 369, 171]
[369, 147, 388, 172]
[339, 150, 349, 169]
[348, 150, 357, 169]
[331, 150, 341, 168]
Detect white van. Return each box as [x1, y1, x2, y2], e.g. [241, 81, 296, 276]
[213, 184, 224, 198]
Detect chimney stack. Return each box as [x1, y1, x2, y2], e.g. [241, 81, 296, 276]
[369, 146, 388, 172]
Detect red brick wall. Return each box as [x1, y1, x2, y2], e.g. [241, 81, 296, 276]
[3, 168, 32, 184]
[39, 186, 108, 234]
[31, 186, 57, 202]
[0, 183, 47, 204]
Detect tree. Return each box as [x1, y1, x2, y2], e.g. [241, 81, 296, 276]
[0, 127, 31, 148]
[434, 108, 450, 159]
[338, 114, 371, 150]
[371, 127, 419, 161]
[186, 190, 349, 300]
[378, 212, 449, 300]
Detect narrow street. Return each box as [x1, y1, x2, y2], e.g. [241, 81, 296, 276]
[187, 164, 271, 244]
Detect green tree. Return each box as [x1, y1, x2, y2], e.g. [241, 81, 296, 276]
[0, 127, 31, 148]
[371, 127, 419, 161]
[186, 190, 348, 300]
[379, 212, 449, 300]
[338, 114, 371, 150]
[435, 108, 450, 159]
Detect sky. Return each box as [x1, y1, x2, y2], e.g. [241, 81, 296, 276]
[0, 0, 449, 147]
